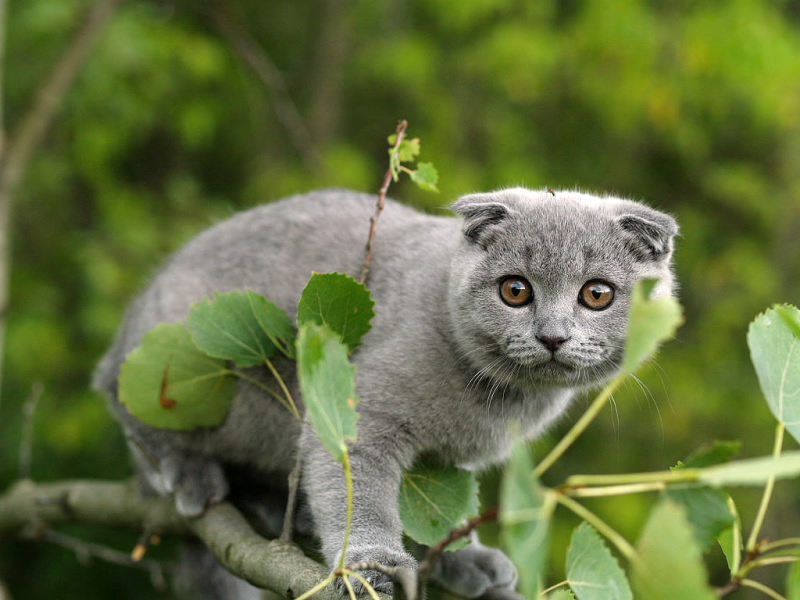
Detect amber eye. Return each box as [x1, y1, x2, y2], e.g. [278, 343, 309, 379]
[499, 277, 533, 307]
[579, 281, 615, 310]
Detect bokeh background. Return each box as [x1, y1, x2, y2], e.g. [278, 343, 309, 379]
[1, 0, 799, 598]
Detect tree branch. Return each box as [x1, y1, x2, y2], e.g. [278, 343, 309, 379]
[0, 0, 7, 159]
[0, 478, 390, 600]
[34, 528, 170, 589]
[210, 3, 325, 172]
[0, 0, 125, 410]
[359, 119, 408, 284]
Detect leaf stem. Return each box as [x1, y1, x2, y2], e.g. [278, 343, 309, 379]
[339, 449, 355, 571]
[746, 422, 785, 552]
[760, 538, 800, 553]
[555, 493, 639, 566]
[264, 358, 300, 419]
[535, 374, 624, 478]
[231, 368, 297, 417]
[563, 481, 666, 497]
[294, 573, 336, 600]
[341, 570, 380, 600]
[748, 555, 800, 570]
[342, 572, 358, 600]
[565, 468, 700, 488]
[540, 580, 569, 596]
[740, 578, 786, 600]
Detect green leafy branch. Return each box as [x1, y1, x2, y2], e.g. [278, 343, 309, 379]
[359, 119, 438, 283]
[499, 301, 800, 600]
[386, 129, 439, 193]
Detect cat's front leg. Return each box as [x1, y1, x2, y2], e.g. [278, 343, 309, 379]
[301, 427, 417, 595]
[126, 426, 229, 517]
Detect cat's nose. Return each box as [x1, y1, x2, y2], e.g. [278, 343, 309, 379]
[536, 335, 569, 352]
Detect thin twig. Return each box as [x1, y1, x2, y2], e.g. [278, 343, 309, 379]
[0, 0, 125, 411]
[0, 577, 11, 600]
[131, 527, 161, 562]
[31, 528, 171, 589]
[0, 0, 125, 214]
[0, 0, 7, 158]
[0, 479, 390, 600]
[280, 452, 303, 543]
[360, 120, 408, 284]
[210, 4, 325, 171]
[18, 382, 43, 479]
[416, 506, 499, 599]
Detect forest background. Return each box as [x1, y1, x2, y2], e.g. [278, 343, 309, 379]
[0, 1, 799, 599]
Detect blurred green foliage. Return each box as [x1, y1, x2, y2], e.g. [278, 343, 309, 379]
[1, 0, 799, 598]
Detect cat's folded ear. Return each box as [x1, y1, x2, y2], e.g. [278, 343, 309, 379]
[451, 194, 516, 248]
[615, 204, 679, 261]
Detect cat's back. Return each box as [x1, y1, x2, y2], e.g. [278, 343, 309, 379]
[175, 188, 398, 274]
[102, 189, 444, 363]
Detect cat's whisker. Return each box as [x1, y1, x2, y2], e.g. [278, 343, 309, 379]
[626, 373, 665, 443]
[608, 391, 621, 441]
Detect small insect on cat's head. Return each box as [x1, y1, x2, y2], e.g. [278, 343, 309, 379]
[448, 188, 678, 391]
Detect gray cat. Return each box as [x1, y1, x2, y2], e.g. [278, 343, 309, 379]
[93, 187, 678, 599]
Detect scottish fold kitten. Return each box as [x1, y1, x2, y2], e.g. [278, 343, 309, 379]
[94, 187, 678, 598]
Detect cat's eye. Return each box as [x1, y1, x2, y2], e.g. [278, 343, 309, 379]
[499, 277, 533, 307]
[579, 281, 615, 310]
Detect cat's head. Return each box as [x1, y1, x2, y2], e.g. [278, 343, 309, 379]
[448, 187, 678, 391]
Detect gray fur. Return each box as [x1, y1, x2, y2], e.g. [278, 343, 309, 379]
[94, 187, 677, 598]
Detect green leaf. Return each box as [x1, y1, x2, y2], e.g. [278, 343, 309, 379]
[622, 278, 683, 374]
[666, 442, 737, 550]
[187, 290, 296, 366]
[717, 497, 742, 573]
[398, 463, 480, 548]
[664, 487, 734, 552]
[631, 500, 716, 600]
[549, 590, 576, 600]
[395, 137, 421, 162]
[297, 273, 375, 353]
[119, 323, 236, 430]
[747, 304, 800, 444]
[566, 522, 633, 600]
[250, 292, 298, 358]
[675, 440, 742, 469]
[296, 322, 359, 463]
[500, 441, 553, 599]
[409, 162, 440, 192]
[699, 451, 800, 486]
[777, 304, 800, 338]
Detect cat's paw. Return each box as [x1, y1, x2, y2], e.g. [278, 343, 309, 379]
[336, 546, 417, 596]
[160, 452, 229, 517]
[431, 541, 518, 599]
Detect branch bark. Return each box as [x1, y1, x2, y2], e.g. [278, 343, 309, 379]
[0, 478, 389, 600]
